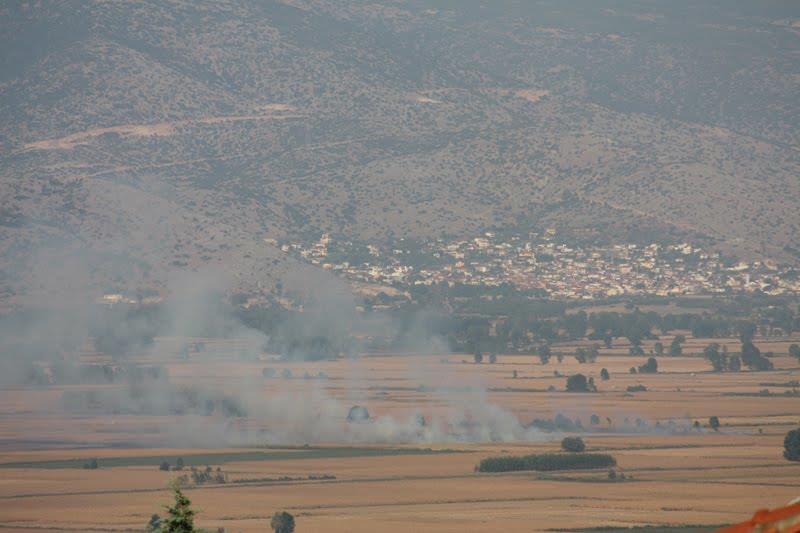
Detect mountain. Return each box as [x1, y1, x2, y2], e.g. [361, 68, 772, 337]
[1, 0, 798, 302]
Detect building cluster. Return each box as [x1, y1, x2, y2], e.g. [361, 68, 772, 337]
[280, 231, 800, 300]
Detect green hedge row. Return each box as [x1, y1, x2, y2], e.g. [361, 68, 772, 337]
[478, 453, 616, 473]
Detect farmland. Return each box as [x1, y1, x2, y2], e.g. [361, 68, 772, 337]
[0, 334, 798, 532]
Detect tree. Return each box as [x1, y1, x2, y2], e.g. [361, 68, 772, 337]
[566, 373, 592, 392]
[709, 416, 720, 431]
[561, 436, 585, 452]
[637, 357, 658, 374]
[537, 344, 551, 365]
[628, 345, 645, 356]
[790, 344, 800, 362]
[488, 353, 497, 364]
[160, 461, 170, 471]
[473, 351, 483, 364]
[590, 414, 600, 425]
[728, 355, 741, 372]
[669, 336, 683, 356]
[741, 341, 773, 371]
[162, 484, 195, 532]
[146, 514, 162, 532]
[575, 348, 587, 364]
[175, 457, 185, 471]
[653, 342, 664, 356]
[784, 428, 800, 461]
[703, 343, 726, 372]
[270, 511, 296, 533]
[600, 368, 610, 381]
[587, 344, 600, 362]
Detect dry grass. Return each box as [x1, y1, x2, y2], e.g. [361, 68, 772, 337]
[1, 336, 799, 531]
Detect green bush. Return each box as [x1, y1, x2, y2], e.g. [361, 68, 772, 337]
[561, 436, 586, 452]
[477, 453, 615, 473]
[784, 428, 800, 461]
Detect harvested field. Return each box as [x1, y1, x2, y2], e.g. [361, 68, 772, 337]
[0, 335, 799, 531]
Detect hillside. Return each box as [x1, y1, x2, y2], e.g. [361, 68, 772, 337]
[1, 0, 799, 301]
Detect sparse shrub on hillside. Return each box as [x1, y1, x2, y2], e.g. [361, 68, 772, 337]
[477, 453, 616, 473]
[270, 511, 295, 533]
[784, 428, 800, 461]
[561, 436, 586, 452]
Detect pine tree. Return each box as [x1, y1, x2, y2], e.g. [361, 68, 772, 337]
[162, 484, 195, 532]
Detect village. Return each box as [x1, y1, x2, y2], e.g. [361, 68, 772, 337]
[278, 231, 800, 300]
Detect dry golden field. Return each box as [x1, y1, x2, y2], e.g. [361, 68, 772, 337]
[0, 335, 799, 532]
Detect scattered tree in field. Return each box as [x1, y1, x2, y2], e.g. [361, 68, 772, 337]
[590, 414, 600, 425]
[709, 416, 720, 431]
[704, 343, 726, 372]
[512, 370, 518, 379]
[608, 469, 617, 480]
[83, 458, 98, 469]
[160, 461, 170, 471]
[556, 353, 564, 363]
[561, 436, 586, 452]
[637, 357, 658, 374]
[566, 373, 595, 392]
[600, 368, 610, 381]
[175, 457, 185, 471]
[162, 483, 196, 532]
[281, 369, 292, 379]
[575, 348, 587, 364]
[262, 367, 276, 378]
[603, 335, 613, 349]
[653, 342, 664, 356]
[784, 428, 800, 461]
[693, 420, 701, 431]
[789, 344, 800, 362]
[146, 514, 162, 532]
[669, 336, 684, 356]
[741, 341, 773, 371]
[474, 351, 483, 364]
[537, 344, 551, 364]
[629, 345, 645, 356]
[629, 366, 637, 374]
[488, 353, 497, 364]
[270, 511, 296, 533]
[587, 344, 600, 362]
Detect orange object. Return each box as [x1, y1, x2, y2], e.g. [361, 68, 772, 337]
[716, 500, 800, 533]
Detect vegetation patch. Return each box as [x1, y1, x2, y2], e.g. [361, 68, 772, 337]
[478, 453, 616, 473]
[0, 446, 457, 470]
